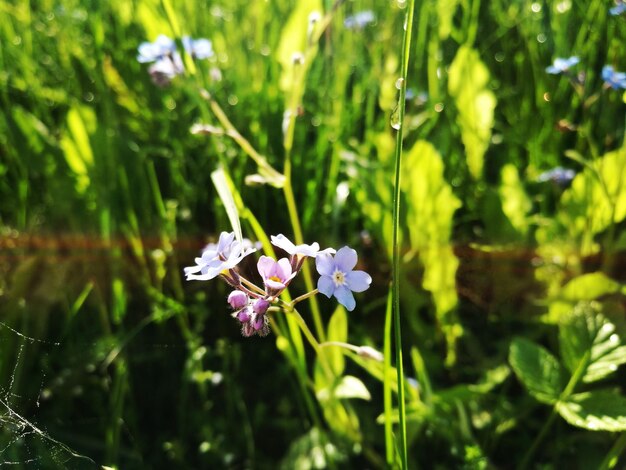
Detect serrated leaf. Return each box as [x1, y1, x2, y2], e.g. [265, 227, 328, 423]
[557, 391, 626, 431]
[559, 302, 626, 383]
[509, 338, 564, 404]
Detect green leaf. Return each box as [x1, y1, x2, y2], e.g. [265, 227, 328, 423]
[211, 167, 242, 244]
[326, 305, 347, 376]
[509, 337, 564, 404]
[561, 273, 623, 302]
[448, 46, 496, 179]
[557, 391, 626, 431]
[499, 164, 532, 237]
[559, 302, 626, 383]
[402, 140, 462, 364]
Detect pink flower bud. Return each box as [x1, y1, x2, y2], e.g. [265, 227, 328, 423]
[228, 290, 248, 310]
[253, 298, 270, 314]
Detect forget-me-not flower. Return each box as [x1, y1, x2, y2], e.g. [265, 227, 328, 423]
[611, 1, 626, 15]
[536, 167, 576, 185]
[344, 11, 376, 29]
[602, 65, 626, 89]
[137, 35, 177, 63]
[546, 56, 579, 74]
[182, 36, 214, 59]
[315, 247, 371, 311]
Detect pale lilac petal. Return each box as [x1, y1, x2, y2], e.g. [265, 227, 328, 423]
[316, 247, 336, 256]
[276, 258, 293, 279]
[216, 231, 235, 253]
[334, 286, 356, 311]
[257, 256, 276, 279]
[315, 253, 335, 276]
[271, 234, 296, 253]
[317, 275, 335, 297]
[334, 247, 357, 272]
[346, 271, 371, 292]
[265, 279, 286, 290]
[184, 264, 203, 275]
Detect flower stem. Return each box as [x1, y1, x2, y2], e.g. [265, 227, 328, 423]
[391, 1, 416, 469]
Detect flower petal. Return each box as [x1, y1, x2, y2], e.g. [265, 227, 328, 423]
[317, 275, 335, 298]
[257, 256, 276, 279]
[334, 246, 358, 272]
[346, 270, 372, 292]
[276, 258, 293, 279]
[333, 286, 356, 311]
[315, 253, 335, 276]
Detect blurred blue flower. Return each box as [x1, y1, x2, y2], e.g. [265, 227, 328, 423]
[610, 1, 626, 15]
[182, 36, 214, 59]
[546, 56, 579, 74]
[137, 35, 176, 63]
[602, 65, 626, 89]
[316, 247, 371, 311]
[344, 11, 375, 29]
[536, 167, 576, 185]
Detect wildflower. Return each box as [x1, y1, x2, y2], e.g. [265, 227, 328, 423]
[137, 35, 176, 63]
[344, 11, 376, 29]
[545, 56, 579, 74]
[257, 256, 297, 295]
[235, 300, 270, 337]
[148, 52, 185, 86]
[602, 65, 626, 89]
[184, 232, 256, 281]
[315, 247, 371, 311]
[228, 290, 249, 310]
[182, 36, 214, 59]
[537, 167, 576, 185]
[271, 234, 334, 258]
[610, 1, 626, 15]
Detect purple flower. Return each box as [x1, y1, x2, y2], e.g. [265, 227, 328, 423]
[137, 35, 177, 63]
[537, 167, 576, 185]
[315, 247, 371, 311]
[257, 256, 297, 295]
[546, 56, 579, 74]
[185, 232, 256, 281]
[611, 1, 626, 15]
[182, 36, 214, 59]
[228, 290, 249, 309]
[602, 65, 626, 89]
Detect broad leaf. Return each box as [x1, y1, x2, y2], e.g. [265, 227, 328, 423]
[559, 302, 626, 383]
[561, 273, 623, 302]
[499, 164, 532, 237]
[402, 140, 462, 364]
[557, 391, 626, 431]
[448, 46, 496, 179]
[509, 338, 564, 404]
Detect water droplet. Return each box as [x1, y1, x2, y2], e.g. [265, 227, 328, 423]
[227, 95, 238, 106]
[495, 52, 505, 62]
[556, 0, 571, 13]
[395, 77, 404, 90]
[434, 103, 444, 113]
[537, 33, 547, 43]
[390, 105, 401, 130]
[531, 2, 541, 12]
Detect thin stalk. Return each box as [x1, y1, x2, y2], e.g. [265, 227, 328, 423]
[599, 433, 626, 470]
[391, 1, 416, 469]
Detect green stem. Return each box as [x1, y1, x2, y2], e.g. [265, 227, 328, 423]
[599, 433, 626, 470]
[391, 1, 416, 468]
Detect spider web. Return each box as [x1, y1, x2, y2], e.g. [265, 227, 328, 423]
[0, 322, 97, 469]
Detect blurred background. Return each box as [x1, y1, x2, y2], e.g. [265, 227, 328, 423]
[1, 0, 626, 468]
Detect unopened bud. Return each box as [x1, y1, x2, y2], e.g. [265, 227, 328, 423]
[228, 290, 248, 310]
[253, 298, 270, 314]
[357, 346, 384, 362]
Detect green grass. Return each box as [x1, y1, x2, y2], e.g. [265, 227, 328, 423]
[1, 0, 626, 468]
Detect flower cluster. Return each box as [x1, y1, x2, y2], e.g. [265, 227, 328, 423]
[185, 233, 371, 337]
[545, 57, 626, 90]
[137, 34, 214, 86]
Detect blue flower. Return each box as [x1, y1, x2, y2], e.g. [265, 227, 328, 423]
[536, 167, 576, 185]
[137, 35, 176, 63]
[602, 65, 626, 89]
[546, 56, 579, 74]
[182, 36, 214, 59]
[610, 1, 626, 15]
[315, 247, 371, 311]
[344, 11, 376, 29]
